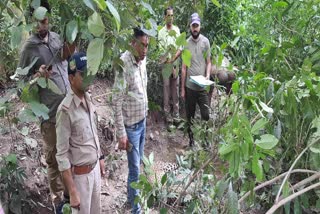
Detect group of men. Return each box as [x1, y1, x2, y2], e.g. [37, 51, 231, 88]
[17, 1, 217, 214]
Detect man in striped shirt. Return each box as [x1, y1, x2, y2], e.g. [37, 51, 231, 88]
[113, 28, 149, 214]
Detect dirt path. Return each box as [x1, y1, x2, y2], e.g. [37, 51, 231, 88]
[0, 78, 189, 213]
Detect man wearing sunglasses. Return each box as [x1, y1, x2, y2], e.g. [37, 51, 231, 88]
[55, 52, 105, 214]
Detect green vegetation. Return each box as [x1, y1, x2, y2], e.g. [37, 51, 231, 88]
[0, 0, 320, 213]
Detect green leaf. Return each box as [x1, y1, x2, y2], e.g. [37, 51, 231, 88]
[251, 118, 268, 135]
[272, 1, 288, 8]
[160, 208, 167, 214]
[211, 0, 222, 8]
[93, 0, 106, 10]
[294, 198, 302, 214]
[134, 195, 140, 205]
[30, 0, 40, 9]
[83, 0, 96, 11]
[310, 146, 320, 153]
[232, 80, 239, 94]
[141, 1, 155, 15]
[62, 203, 71, 214]
[37, 77, 47, 88]
[219, 143, 237, 155]
[11, 26, 23, 49]
[259, 101, 273, 113]
[87, 38, 104, 75]
[149, 152, 154, 164]
[19, 126, 29, 136]
[5, 154, 17, 164]
[161, 173, 167, 185]
[66, 20, 78, 43]
[182, 49, 192, 67]
[15, 57, 39, 75]
[18, 108, 37, 123]
[47, 79, 63, 95]
[252, 153, 263, 181]
[88, 12, 105, 37]
[162, 64, 173, 79]
[255, 134, 279, 150]
[175, 32, 187, 47]
[33, 6, 47, 20]
[29, 101, 49, 120]
[106, 0, 121, 32]
[226, 183, 238, 214]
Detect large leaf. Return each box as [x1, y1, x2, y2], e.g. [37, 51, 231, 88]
[106, 0, 121, 32]
[175, 32, 187, 47]
[87, 38, 104, 75]
[47, 79, 63, 95]
[37, 77, 46, 88]
[18, 108, 37, 123]
[141, 1, 155, 15]
[15, 57, 39, 75]
[33, 6, 47, 20]
[88, 12, 105, 37]
[30, 0, 40, 9]
[29, 101, 49, 120]
[182, 49, 192, 67]
[66, 20, 78, 43]
[251, 118, 268, 135]
[255, 134, 279, 150]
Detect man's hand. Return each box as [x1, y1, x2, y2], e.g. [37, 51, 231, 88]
[99, 159, 106, 177]
[181, 87, 186, 100]
[70, 189, 80, 210]
[118, 136, 128, 150]
[33, 64, 52, 79]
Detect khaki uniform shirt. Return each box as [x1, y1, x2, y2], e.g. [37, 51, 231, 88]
[55, 90, 101, 172]
[113, 51, 148, 138]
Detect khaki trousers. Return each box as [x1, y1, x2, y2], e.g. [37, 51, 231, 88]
[163, 74, 179, 117]
[40, 121, 64, 197]
[71, 161, 101, 214]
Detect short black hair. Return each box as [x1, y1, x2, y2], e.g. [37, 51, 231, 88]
[133, 27, 148, 39]
[164, 6, 173, 16]
[29, 0, 51, 17]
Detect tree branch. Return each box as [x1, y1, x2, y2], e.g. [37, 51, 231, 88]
[238, 169, 317, 206]
[266, 182, 320, 214]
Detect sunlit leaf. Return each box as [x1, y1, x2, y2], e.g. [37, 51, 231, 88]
[30, 0, 40, 9]
[106, 0, 121, 32]
[93, 0, 106, 10]
[37, 77, 46, 88]
[87, 38, 104, 75]
[182, 49, 192, 67]
[18, 108, 37, 123]
[272, 1, 288, 8]
[226, 183, 238, 214]
[15, 57, 39, 75]
[141, 1, 155, 15]
[255, 134, 279, 150]
[5, 154, 17, 164]
[211, 0, 222, 8]
[259, 100, 273, 113]
[176, 32, 187, 47]
[88, 12, 105, 37]
[66, 20, 78, 43]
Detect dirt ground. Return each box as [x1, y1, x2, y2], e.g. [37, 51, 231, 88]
[0, 78, 190, 214]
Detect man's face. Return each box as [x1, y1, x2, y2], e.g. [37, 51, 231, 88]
[133, 35, 149, 62]
[165, 9, 174, 25]
[69, 71, 87, 93]
[190, 23, 200, 39]
[36, 17, 49, 39]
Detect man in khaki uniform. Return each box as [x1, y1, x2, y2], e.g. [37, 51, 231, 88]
[55, 52, 105, 214]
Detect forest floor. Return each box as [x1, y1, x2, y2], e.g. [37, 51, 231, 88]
[0, 78, 193, 214]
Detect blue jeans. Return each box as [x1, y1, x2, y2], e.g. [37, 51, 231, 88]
[126, 118, 146, 214]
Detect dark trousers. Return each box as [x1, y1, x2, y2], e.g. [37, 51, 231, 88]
[185, 87, 210, 141]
